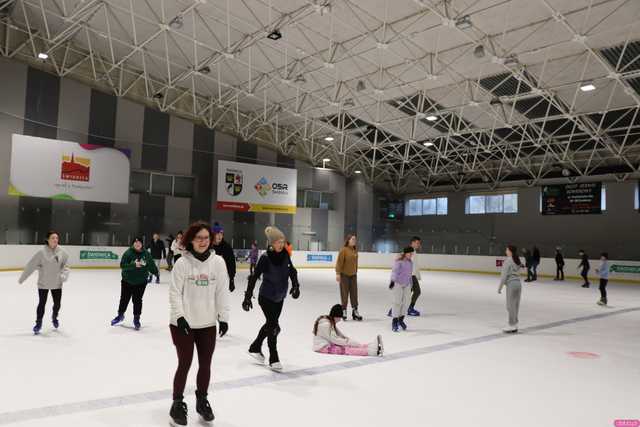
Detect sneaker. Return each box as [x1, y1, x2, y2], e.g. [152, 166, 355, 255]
[387, 308, 392, 317]
[110, 314, 125, 326]
[133, 316, 141, 330]
[407, 307, 421, 316]
[33, 321, 42, 335]
[398, 317, 407, 331]
[195, 392, 215, 422]
[376, 335, 384, 356]
[52, 316, 59, 329]
[169, 400, 188, 426]
[269, 362, 283, 372]
[392, 318, 399, 333]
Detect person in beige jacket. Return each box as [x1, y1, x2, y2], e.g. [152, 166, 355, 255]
[335, 234, 362, 321]
[18, 231, 70, 335]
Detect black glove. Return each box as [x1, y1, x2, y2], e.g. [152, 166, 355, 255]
[289, 285, 300, 299]
[229, 278, 235, 293]
[389, 281, 395, 289]
[176, 317, 191, 336]
[242, 292, 253, 311]
[218, 321, 228, 337]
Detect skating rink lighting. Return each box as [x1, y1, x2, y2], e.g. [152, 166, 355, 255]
[580, 83, 596, 92]
[37, 52, 48, 59]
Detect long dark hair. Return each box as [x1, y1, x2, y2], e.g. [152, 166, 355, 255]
[344, 234, 357, 250]
[313, 304, 345, 337]
[182, 221, 210, 251]
[507, 245, 521, 266]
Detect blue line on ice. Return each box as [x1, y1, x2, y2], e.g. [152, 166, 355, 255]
[0, 306, 638, 425]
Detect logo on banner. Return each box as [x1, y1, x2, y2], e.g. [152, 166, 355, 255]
[61, 153, 91, 182]
[225, 169, 243, 196]
[255, 177, 272, 197]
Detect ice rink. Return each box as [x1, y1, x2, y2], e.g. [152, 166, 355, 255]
[1, 267, 638, 427]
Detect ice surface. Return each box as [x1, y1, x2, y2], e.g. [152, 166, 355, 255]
[0, 268, 638, 426]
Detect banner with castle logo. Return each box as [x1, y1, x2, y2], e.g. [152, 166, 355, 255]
[216, 160, 297, 214]
[9, 134, 131, 203]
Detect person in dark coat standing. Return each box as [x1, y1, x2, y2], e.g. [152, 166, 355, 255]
[554, 247, 565, 281]
[531, 246, 541, 281]
[578, 250, 590, 288]
[147, 233, 166, 284]
[523, 248, 533, 282]
[210, 223, 236, 292]
[166, 234, 175, 271]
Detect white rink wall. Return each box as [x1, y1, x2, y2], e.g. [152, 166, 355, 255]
[1, 245, 639, 283]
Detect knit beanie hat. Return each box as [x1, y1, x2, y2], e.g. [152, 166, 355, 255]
[265, 226, 286, 244]
[329, 304, 343, 318]
[402, 246, 415, 254]
[212, 222, 224, 234]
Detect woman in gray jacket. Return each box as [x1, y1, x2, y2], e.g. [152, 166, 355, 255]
[18, 231, 70, 335]
[498, 245, 523, 334]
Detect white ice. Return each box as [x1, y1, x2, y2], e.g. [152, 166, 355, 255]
[0, 268, 638, 427]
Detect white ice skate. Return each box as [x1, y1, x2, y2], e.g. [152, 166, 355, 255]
[502, 324, 518, 334]
[248, 350, 265, 363]
[377, 335, 384, 356]
[269, 362, 283, 372]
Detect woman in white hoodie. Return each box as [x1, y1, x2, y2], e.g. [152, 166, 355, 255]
[168, 221, 230, 427]
[18, 231, 70, 335]
[313, 304, 383, 357]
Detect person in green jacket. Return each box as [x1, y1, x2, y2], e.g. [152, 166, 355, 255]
[110, 237, 158, 330]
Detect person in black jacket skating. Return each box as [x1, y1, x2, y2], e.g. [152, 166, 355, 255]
[531, 246, 541, 281]
[242, 226, 300, 372]
[523, 248, 533, 282]
[210, 223, 236, 292]
[165, 234, 175, 271]
[554, 247, 565, 281]
[147, 233, 166, 284]
[578, 250, 590, 288]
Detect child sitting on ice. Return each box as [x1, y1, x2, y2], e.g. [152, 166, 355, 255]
[313, 304, 383, 356]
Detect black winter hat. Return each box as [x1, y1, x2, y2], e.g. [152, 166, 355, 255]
[402, 246, 415, 254]
[329, 304, 343, 318]
[131, 236, 143, 245]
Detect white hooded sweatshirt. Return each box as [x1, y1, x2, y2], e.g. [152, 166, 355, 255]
[169, 251, 230, 329]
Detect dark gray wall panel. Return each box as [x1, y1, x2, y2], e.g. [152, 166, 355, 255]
[190, 125, 214, 223]
[311, 208, 329, 251]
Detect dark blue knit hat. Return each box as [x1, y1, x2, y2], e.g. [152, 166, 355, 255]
[212, 222, 224, 234]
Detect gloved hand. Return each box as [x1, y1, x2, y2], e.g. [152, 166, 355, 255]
[229, 278, 235, 293]
[242, 293, 253, 311]
[176, 317, 191, 336]
[218, 321, 228, 337]
[389, 281, 395, 289]
[289, 285, 300, 299]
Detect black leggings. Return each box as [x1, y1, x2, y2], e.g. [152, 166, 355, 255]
[36, 289, 62, 322]
[117, 281, 147, 316]
[250, 296, 284, 363]
[170, 325, 216, 401]
[581, 268, 590, 286]
[556, 265, 564, 280]
[409, 276, 421, 308]
[599, 279, 608, 302]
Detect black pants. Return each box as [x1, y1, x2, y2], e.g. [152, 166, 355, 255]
[532, 263, 538, 281]
[117, 281, 147, 316]
[250, 296, 284, 364]
[599, 279, 608, 302]
[170, 325, 216, 400]
[250, 262, 257, 277]
[36, 289, 62, 322]
[409, 276, 421, 308]
[555, 264, 564, 280]
[166, 252, 174, 270]
[581, 268, 590, 286]
[526, 265, 534, 281]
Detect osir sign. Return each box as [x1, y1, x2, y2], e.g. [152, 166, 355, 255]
[216, 160, 297, 214]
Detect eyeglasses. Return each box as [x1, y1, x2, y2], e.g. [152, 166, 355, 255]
[193, 235, 210, 242]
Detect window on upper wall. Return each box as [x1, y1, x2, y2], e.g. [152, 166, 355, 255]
[465, 193, 518, 214]
[405, 197, 448, 216]
[297, 190, 335, 210]
[130, 171, 194, 198]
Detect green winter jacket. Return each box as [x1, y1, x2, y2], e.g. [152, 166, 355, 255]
[120, 247, 158, 285]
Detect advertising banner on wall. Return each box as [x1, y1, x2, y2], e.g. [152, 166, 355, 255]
[541, 183, 602, 215]
[216, 160, 297, 214]
[9, 134, 131, 203]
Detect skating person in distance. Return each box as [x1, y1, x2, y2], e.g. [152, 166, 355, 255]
[165, 234, 175, 271]
[554, 247, 565, 281]
[242, 226, 301, 372]
[247, 241, 259, 277]
[595, 252, 609, 306]
[171, 231, 186, 264]
[110, 237, 158, 330]
[578, 250, 590, 288]
[388, 236, 423, 317]
[498, 245, 523, 334]
[210, 222, 236, 293]
[389, 247, 414, 332]
[335, 234, 362, 321]
[18, 230, 70, 335]
[313, 304, 383, 357]
[531, 246, 541, 281]
[146, 232, 166, 284]
[169, 221, 230, 426]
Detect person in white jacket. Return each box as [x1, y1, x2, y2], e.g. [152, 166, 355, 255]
[313, 304, 383, 357]
[18, 231, 70, 335]
[170, 231, 185, 263]
[168, 222, 230, 427]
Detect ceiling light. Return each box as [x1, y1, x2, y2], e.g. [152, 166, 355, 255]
[473, 45, 485, 58]
[37, 52, 48, 60]
[153, 92, 164, 99]
[294, 74, 306, 84]
[503, 55, 519, 66]
[425, 115, 438, 121]
[356, 80, 366, 91]
[343, 98, 355, 107]
[322, 158, 331, 162]
[354, 170, 362, 174]
[197, 65, 211, 74]
[580, 82, 596, 92]
[168, 16, 183, 29]
[324, 136, 335, 142]
[267, 29, 282, 40]
[423, 142, 434, 147]
[455, 15, 472, 30]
